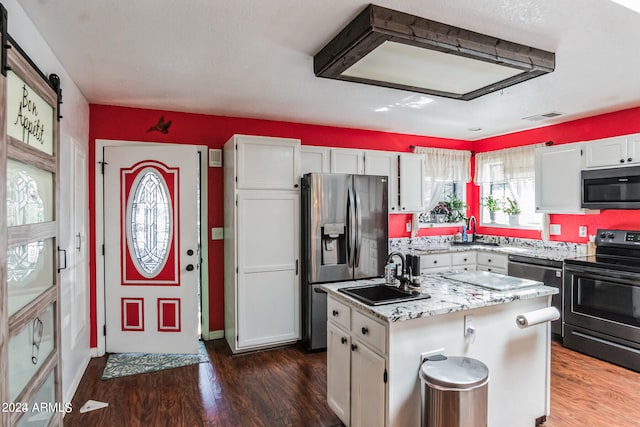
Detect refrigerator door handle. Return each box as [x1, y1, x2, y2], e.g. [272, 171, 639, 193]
[354, 188, 362, 268]
[347, 185, 356, 268]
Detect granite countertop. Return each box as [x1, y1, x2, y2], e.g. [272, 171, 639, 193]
[407, 242, 579, 262]
[321, 272, 558, 323]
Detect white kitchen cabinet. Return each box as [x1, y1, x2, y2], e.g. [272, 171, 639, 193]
[363, 150, 399, 212]
[477, 252, 508, 275]
[235, 135, 300, 190]
[224, 135, 301, 353]
[584, 135, 640, 168]
[327, 323, 351, 425]
[331, 148, 365, 174]
[451, 251, 477, 271]
[327, 296, 387, 427]
[535, 143, 587, 213]
[419, 253, 452, 273]
[398, 154, 425, 212]
[301, 146, 330, 175]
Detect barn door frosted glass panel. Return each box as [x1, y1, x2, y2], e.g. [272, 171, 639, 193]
[8, 303, 55, 401]
[6, 70, 54, 155]
[7, 238, 55, 316]
[15, 371, 57, 427]
[6, 159, 54, 226]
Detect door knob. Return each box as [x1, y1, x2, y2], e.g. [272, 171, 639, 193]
[186, 264, 195, 271]
[187, 249, 194, 256]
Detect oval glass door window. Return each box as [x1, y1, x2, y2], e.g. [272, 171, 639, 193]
[127, 168, 173, 277]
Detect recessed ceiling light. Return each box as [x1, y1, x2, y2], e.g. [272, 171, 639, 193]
[468, 127, 483, 132]
[523, 112, 565, 121]
[314, 4, 555, 101]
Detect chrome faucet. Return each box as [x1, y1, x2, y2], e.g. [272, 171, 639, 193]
[468, 216, 477, 242]
[386, 251, 410, 289]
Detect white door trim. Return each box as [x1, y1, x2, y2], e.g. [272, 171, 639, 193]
[94, 139, 210, 356]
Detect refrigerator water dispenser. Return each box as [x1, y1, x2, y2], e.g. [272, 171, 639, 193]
[322, 223, 345, 265]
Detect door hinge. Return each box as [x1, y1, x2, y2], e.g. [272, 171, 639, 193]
[295, 259, 299, 275]
[383, 368, 387, 383]
[99, 161, 108, 174]
[235, 176, 238, 183]
[236, 267, 238, 273]
[102, 244, 105, 255]
[103, 325, 107, 336]
[580, 149, 583, 156]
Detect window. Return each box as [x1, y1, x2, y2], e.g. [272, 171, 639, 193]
[414, 147, 471, 226]
[475, 145, 541, 228]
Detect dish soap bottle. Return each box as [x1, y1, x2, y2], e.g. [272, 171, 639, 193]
[461, 225, 468, 242]
[455, 228, 462, 242]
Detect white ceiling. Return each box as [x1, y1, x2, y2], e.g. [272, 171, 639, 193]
[16, 0, 640, 140]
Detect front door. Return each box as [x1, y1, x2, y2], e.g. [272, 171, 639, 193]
[103, 144, 199, 354]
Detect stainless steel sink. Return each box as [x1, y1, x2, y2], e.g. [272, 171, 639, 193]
[338, 284, 430, 306]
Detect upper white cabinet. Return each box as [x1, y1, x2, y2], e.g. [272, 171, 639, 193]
[398, 154, 425, 212]
[535, 143, 586, 213]
[363, 150, 399, 212]
[585, 134, 640, 168]
[236, 135, 300, 190]
[300, 146, 330, 175]
[331, 148, 365, 174]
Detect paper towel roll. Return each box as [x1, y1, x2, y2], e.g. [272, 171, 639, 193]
[516, 306, 560, 329]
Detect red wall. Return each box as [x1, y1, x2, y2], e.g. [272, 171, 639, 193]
[88, 104, 470, 346]
[470, 106, 640, 241]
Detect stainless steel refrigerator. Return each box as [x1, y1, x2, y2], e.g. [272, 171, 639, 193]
[301, 173, 388, 351]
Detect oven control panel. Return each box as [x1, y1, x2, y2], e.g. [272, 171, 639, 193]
[596, 229, 640, 246]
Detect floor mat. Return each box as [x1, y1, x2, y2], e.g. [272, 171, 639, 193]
[101, 341, 210, 380]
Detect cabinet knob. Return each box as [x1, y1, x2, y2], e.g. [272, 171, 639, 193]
[463, 258, 467, 262]
[402, 207, 406, 210]
[341, 337, 347, 345]
[294, 183, 299, 188]
[488, 259, 492, 263]
[332, 310, 339, 317]
[488, 268, 492, 272]
[351, 343, 358, 351]
[629, 158, 633, 162]
[391, 206, 395, 210]
[433, 260, 437, 264]
[620, 159, 625, 163]
[361, 326, 369, 335]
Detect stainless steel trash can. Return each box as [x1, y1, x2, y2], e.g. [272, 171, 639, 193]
[419, 355, 489, 427]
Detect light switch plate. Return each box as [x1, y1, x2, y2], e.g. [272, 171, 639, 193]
[211, 227, 224, 240]
[578, 226, 587, 238]
[406, 221, 411, 232]
[550, 224, 561, 235]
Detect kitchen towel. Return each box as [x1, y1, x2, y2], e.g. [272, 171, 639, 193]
[516, 306, 560, 329]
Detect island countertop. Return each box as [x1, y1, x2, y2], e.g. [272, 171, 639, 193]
[320, 272, 558, 323]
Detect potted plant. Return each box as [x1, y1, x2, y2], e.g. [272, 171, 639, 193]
[443, 194, 467, 223]
[432, 202, 449, 223]
[504, 197, 521, 225]
[481, 195, 501, 223]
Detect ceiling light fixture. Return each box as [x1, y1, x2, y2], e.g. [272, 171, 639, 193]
[314, 4, 555, 101]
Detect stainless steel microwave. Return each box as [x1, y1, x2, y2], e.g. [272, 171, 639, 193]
[582, 166, 640, 209]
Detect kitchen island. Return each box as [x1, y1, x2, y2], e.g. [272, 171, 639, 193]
[322, 272, 558, 427]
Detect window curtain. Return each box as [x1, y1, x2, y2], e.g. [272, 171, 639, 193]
[474, 144, 539, 209]
[415, 147, 471, 212]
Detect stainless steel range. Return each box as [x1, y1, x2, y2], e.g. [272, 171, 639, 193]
[564, 229, 640, 372]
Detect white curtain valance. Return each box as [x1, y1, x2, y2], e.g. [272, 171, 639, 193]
[415, 147, 471, 182]
[474, 144, 539, 184]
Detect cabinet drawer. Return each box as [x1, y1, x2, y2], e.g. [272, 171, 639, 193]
[420, 253, 451, 271]
[477, 265, 507, 275]
[452, 264, 477, 272]
[451, 252, 476, 265]
[352, 310, 387, 354]
[477, 252, 507, 269]
[328, 297, 351, 331]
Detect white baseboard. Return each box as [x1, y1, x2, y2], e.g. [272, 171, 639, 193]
[204, 330, 224, 340]
[63, 353, 91, 412]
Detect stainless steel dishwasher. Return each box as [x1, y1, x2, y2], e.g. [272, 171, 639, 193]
[508, 254, 563, 337]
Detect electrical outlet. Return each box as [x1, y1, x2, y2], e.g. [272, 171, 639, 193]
[549, 224, 561, 235]
[420, 348, 446, 364]
[578, 226, 587, 238]
[406, 221, 412, 232]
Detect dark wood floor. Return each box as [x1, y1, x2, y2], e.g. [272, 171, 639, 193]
[63, 339, 639, 426]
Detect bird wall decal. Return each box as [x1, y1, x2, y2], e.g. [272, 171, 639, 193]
[147, 116, 172, 134]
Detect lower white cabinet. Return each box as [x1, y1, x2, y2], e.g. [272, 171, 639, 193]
[327, 297, 387, 427]
[476, 252, 507, 275]
[451, 251, 477, 271]
[419, 253, 452, 273]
